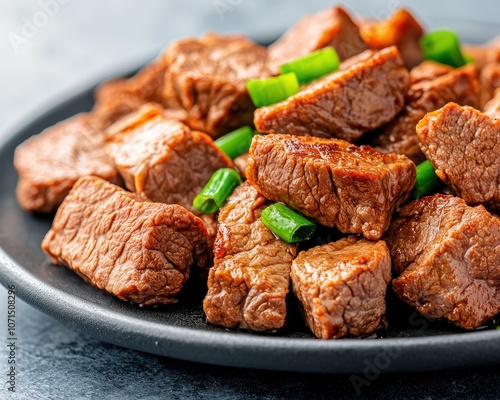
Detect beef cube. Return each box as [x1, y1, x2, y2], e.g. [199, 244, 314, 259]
[42, 176, 209, 306]
[92, 57, 169, 129]
[463, 40, 500, 107]
[408, 61, 453, 84]
[233, 152, 250, 178]
[93, 83, 147, 130]
[462, 39, 500, 71]
[417, 102, 500, 209]
[291, 236, 391, 339]
[385, 195, 469, 275]
[359, 9, 424, 69]
[14, 114, 122, 213]
[386, 194, 500, 329]
[479, 62, 500, 108]
[268, 6, 369, 72]
[104, 104, 233, 214]
[162, 33, 270, 138]
[484, 88, 500, 118]
[246, 134, 415, 240]
[254, 46, 410, 142]
[365, 63, 478, 163]
[203, 182, 297, 331]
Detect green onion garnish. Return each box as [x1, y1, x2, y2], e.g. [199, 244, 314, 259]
[261, 203, 316, 243]
[411, 160, 443, 199]
[193, 168, 242, 214]
[279, 47, 340, 83]
[420, 30, 466, 68]
[246, 72, 300, 107]
[215, 126, 255, 159]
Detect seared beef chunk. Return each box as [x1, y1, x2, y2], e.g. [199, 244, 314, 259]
[463, 40, 500, 107]
[366, 63, 478, 163]
[479, 62, 500, 108]
[484, 88, 500, 118]
[92, 57, 169, 129]
[417, 103, 500, 209]
[386, 194, 500, 329]
[203, 182, 297, 331]
[463, 39, 500, 71]
[233, 152, 250, 178]
[408, 61, 453, 84]
[246, 134, 415, 240]
[14, 114, 122, 213]
[42, 176, 209, 306]
[291, 236, 391, 339]
[359, 9, 424, 69]
[162, 33, 270, 138]
[268, 6, 368, 71]
[93, 84, 146, 130]
[255, 46, 410, 142]
[104, 104, 233, 213]
[385, 195, 467, 275]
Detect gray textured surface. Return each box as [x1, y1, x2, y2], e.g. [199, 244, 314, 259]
[2, 1, 500, 399]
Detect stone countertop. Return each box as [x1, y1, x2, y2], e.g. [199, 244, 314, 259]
[2, 1, 500, 398]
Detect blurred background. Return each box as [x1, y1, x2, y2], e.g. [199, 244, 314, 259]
[1, 0, 499, 138]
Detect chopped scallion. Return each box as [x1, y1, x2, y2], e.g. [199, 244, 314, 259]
[261, 203, 316, 243]
[411, 160, 442, 199]
[215, 126, 255, 159]
[279, 47, 340, 83]
[246, 72, 300, 107]
[193, 168, 242, 214]
[420, 30, 466, 68]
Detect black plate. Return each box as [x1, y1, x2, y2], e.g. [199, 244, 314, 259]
[2, 24, 500, 373]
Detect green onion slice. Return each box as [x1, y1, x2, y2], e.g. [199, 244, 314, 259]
[279, 47, 340, 83]
[411, 160, 442, 199]
[261, 203, 316, 243]
[215, 126, 255, 159]
[246, 72, 300, 107]
[420, 30, 466, 68]
[193, 168, 242, 214]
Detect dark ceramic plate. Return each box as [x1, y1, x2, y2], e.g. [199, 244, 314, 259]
[2, 19, 500, 373]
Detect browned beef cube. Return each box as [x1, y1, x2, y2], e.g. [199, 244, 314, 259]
[203, 182, 297, 331]
[462, 39, 500, 71]
[233, 152, 250, 178]
[386, 194, 500, 329]
[408, 61, 453, 84]
[92, 57, 169, 129]
[268, 6, 369, 71]
[104, 104, 233, 214]
[14, 114, 122, 213]
[162, 33, 270, 138]
[461, 40, 500, 107]
[246, 134, 415, 240]
[385, 195, 468, 275]
[365, 63, 478, 163]
[479, 62, 500, 108]
[93, 84, 147, 130]
[359, 9, 424, 69]
[417, 102, 500, 209]
[291, 236, 391, 339]
[254, 46, 410, 142]
[484, 88, 500, 118]
[42, 176, 209, 306]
